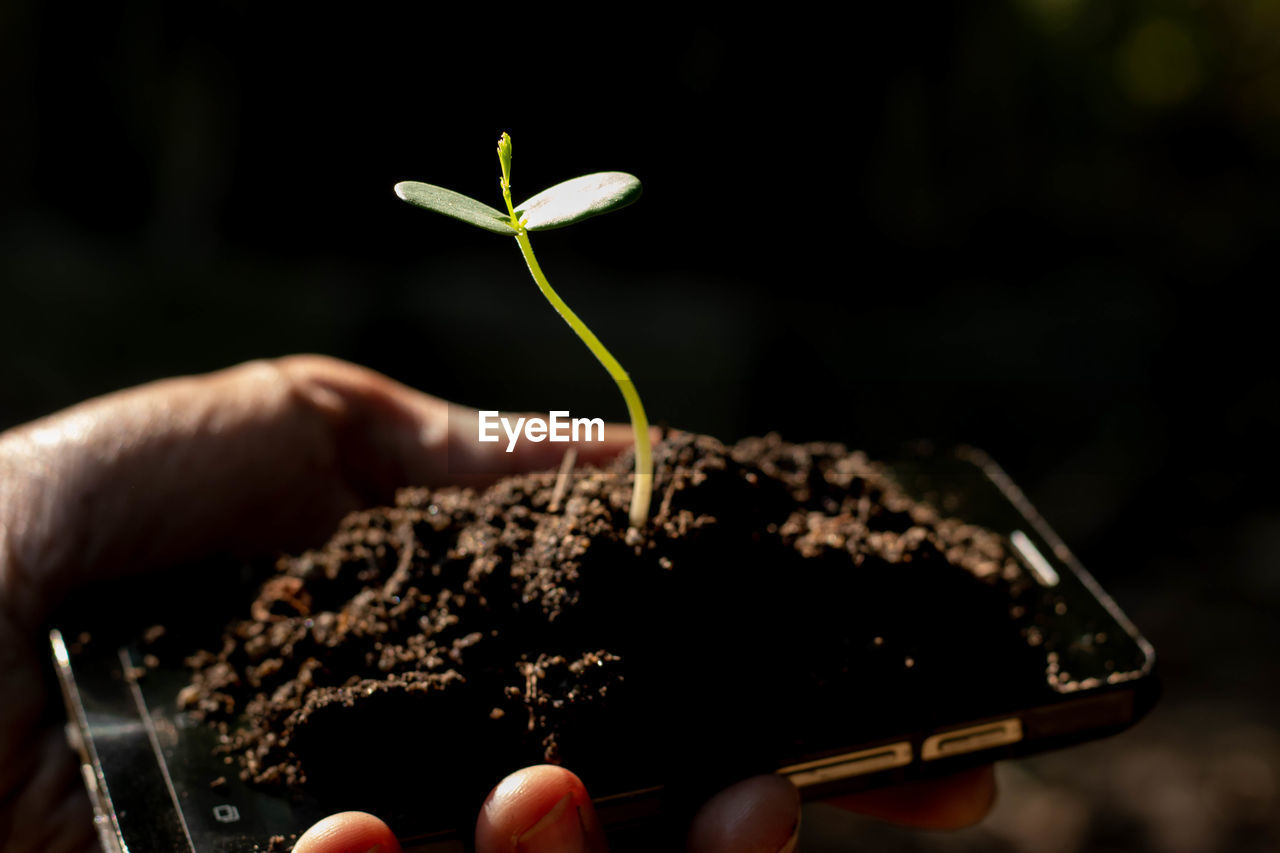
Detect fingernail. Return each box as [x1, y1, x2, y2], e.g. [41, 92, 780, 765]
[515, 792, 586, 853]
[776, 814, 801, 853]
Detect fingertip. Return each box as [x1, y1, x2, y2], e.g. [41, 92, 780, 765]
[293, 811, 401, 853]
[475, 764, 606, 853]
[826, 765, 997, 830]
[571, 421, 659, 469]
[687, 774, 801, 853]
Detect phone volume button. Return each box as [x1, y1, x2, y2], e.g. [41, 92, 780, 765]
[921, 718, 1023, 760]
[779, 741, 913, 787]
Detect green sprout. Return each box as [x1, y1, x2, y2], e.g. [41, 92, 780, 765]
[394, 133, 653, 530]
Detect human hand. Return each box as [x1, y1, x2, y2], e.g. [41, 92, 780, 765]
[0, 356, 994, 853]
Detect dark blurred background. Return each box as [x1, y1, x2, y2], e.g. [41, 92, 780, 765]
[3, 2, 1277, 850]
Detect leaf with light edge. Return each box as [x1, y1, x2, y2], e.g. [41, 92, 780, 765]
[393, 181, 516, 235]
[516, 172, 642, 232]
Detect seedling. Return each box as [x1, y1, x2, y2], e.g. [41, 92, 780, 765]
[394, 133, 653, 529]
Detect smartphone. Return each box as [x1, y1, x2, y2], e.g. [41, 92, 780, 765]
[50, 446, 1157, 852]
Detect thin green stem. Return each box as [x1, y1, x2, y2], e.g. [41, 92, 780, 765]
[513, 229, 653, 529]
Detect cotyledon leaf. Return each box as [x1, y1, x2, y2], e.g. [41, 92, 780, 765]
[516, 172, 642, 232]
[394, 181, 516, 235]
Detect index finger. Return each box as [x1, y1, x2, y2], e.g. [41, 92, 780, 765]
[440, 405, 651, 487]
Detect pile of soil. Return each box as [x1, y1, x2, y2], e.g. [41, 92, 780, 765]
[175, 432, 1042, 811]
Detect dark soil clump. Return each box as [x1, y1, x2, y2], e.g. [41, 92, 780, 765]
[177, 432, 1041, 811]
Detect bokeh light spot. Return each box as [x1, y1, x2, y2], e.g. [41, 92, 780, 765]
[1117, 18, 1201, 107]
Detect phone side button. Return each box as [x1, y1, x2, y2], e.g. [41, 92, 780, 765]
[779, 742, 913, 787]
[921, 718, 1023, 761]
